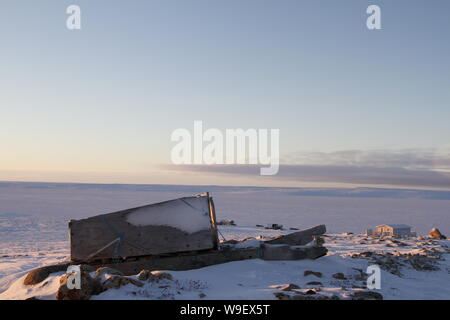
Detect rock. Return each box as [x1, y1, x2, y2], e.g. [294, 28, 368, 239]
[265, 224, 283, 230]
[332, 272, 347, 280]
[270, 283, 300, 291]
[23, 263, 70, 286]
[390, 240, 408, 247]
[217, 220, 236, 226]
[351, 291, 383, 300]
[56, 271, 103, 300]
[273, 292, 291, 300]
[198, 293, 206, 298]
[351, 251, 373, 258]
[151, 271, 173, 281]
[304, 270, 322, 278]
[95, 267, 124, 278]
[407, 254, 440, 271]
[429, 228, 446, 240]
[275, 290, 338, 300]
[137, 270, 152, 281]
[352, 268, 367, 281]
[137, 270, 173, 282]
[102, 275, 144, 290]
[24, 263, 96, 287]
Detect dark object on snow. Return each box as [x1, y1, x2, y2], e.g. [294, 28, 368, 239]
[23, 263, 70, 285]
[266, 224, 326, 246]
[69, 193, 219, 262]
[261, 244, 327, 261]
[265, 224, 283, 230]
[304, 270, 323, 278]
[351, 291, 383, 300]
[332, 272, 347, 280]
[23, 263, 98, 286]
[274, 292, 291, 300]
[217, 220, 236, 226]
[56, 271, 104, 300]
[429, 228, 446, 240]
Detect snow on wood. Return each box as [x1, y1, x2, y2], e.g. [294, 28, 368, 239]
[126, 196, 211, 234]
[69, 193, 218, 262]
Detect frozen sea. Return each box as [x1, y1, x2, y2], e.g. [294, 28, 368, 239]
[1, 181, 449, 242]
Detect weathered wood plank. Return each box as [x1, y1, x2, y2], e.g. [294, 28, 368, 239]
[23, 244, 328, 285]
[70, 194, 217, 262]
[99, 245, 328, 275]
[265, 224, 326, 246]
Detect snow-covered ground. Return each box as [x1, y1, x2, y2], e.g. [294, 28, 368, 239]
[1, 227, 449, 300]
[0, 182, 449, 300]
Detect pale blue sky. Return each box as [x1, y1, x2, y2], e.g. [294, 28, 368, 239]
[1, 1, 450, 187]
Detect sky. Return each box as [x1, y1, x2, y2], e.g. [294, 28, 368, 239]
[1, 0, 450, 189]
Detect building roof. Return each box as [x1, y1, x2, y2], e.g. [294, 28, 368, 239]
[376, 224, 411, 229]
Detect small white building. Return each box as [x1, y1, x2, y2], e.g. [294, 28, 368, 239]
[366, 224, 415, 237]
